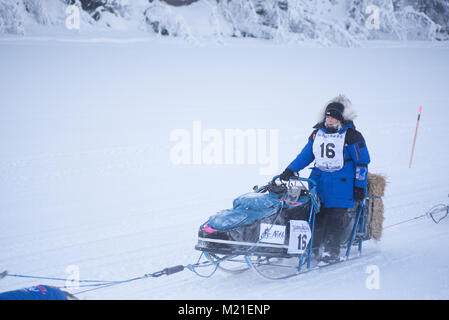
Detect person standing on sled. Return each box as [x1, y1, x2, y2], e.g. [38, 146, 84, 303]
[279, 95, 370, 263]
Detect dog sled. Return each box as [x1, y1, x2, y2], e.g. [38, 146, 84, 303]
[194, 174, 385, 279]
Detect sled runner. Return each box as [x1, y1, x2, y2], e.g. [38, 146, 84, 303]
[194, 175, 381, 279]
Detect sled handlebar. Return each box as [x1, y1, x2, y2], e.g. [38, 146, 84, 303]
[254, 175, 317, 194]
[272, 174, 317, 187]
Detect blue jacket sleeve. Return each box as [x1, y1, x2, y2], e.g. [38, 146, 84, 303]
[287, 139, 315, 172]
[347, 140, 371, 189]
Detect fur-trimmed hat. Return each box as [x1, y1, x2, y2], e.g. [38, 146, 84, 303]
[318, 94, 357, 123]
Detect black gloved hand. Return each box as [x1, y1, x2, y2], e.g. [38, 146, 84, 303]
[354, 187, 366, 201]
[280, 168, 294, 181]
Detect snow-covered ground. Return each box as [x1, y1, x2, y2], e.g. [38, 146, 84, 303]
[0, 34, 448, 300]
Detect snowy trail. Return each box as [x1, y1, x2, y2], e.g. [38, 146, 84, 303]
[1, 38, 449, 300]
[97, 217, 449, 300]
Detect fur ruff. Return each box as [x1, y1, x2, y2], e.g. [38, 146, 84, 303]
[317, 94, 358, 123]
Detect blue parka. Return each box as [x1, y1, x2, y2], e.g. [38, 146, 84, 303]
[287, 121, 370, 209]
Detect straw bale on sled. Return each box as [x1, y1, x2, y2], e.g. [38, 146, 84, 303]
[365, 173, 387, 240]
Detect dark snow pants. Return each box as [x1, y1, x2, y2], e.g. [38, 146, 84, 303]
[313, 207, 356, 256]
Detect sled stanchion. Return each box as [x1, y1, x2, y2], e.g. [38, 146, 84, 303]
[358, 219, 364, 255]
[358, 200, 367, 255]
[346, 198, 365, 258]
[244, 256, 252, 269]
[310, 217, 316, 268]
[299, 193, 317, 272]
[345, 195, 381, 258]
[308, 194, 318, 269]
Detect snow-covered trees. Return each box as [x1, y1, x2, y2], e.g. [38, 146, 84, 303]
[210, 0, 444, 45]
[399, 0, 449, 39]
[0, 0, 448, 44]
[64, 0, 131, 21]
[0, 0, 25, 34]
[143, 1, 193, 37]
[0, 0, 59, 34]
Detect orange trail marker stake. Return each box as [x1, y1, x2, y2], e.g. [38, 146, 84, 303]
[409, 106, 422, 168]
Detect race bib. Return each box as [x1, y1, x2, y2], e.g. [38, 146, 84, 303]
[287, 220, 311, 254]
[312, 129, 346, 172]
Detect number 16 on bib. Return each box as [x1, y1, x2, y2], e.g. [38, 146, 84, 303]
[287, 220, 312, 254]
